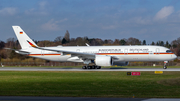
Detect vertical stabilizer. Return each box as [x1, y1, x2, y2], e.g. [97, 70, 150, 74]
[12, 26, 38, 49]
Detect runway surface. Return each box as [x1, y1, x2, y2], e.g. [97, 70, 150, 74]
[0, 96, 180, 101]
[0, 67, 180, 71]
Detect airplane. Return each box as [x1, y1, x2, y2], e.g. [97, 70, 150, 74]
[6, 26, 177, 69]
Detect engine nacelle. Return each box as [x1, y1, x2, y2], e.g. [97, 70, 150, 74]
[95, 55, 129, 66]
[95, 55, 112, 66]
[113, 61, 129, 66]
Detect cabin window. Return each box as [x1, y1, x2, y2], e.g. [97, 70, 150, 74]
[166, 50, 172, 53]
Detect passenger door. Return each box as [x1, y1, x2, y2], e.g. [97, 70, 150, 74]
[124, 49, 128, 55]
[156, 48, 160, 55]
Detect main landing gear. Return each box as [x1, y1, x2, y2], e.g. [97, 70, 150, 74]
[82, 59, 101, 69]
[82, 65, 101, 69]
[163, 61, 168, 69]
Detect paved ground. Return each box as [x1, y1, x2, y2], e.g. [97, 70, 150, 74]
[0, 96, 180, 101]
[0, 67, 180, 71]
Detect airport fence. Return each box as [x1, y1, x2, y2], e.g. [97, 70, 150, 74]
[0, 61, 178, 67]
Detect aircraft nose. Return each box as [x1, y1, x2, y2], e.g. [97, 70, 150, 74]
[173, 54, 177, 59]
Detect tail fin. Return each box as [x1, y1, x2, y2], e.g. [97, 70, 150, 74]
[12, 26, 38, 49]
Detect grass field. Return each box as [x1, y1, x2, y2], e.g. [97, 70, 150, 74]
[0, 71, 180, 98]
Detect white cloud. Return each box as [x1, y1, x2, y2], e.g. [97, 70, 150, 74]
[25, 1, 48, 15]
[123, 17, 152, 25]
[138, 29, 147, 34]
[102, 25, 117, 30]
[177, 10, 180, 17]
[41, 18, 68, 31]
[119, 30, 132, 35]
[39, 1, 47, 10]
[0, 7, 17, 16]
[41, 19, 60, 31]
[133, 17, 151, 25]
[59, 18, 68, 23]
[154, 6, 174, 20]
[25, 8, 47, 15]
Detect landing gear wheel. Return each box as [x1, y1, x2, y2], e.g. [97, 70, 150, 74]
[82, 65, 101, 69]
[163, 61, 168, 69]
[92, 65, 95, 69]
[97, 66, 101, 69]
[88, 66, 92, 69]
[163, 66, 167, 69]
[82, 66, 87, 69]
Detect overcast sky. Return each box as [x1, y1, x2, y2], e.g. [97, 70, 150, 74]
[1, 0, 180, 44]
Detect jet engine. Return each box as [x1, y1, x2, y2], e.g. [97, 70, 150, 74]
[95, 55, 129, 66]
[95, 55, 112, 66]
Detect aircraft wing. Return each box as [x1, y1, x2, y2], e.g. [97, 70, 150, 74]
[37, 47, 95, 60]
[27, 40, 95, 59]
[27, 41, 117, 60]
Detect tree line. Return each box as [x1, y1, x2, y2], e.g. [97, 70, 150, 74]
[0, 30, 180, 61]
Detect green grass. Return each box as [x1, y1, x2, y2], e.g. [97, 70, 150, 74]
[0, 71, 180, 98]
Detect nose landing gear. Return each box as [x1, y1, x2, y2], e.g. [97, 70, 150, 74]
[163, 61, 168, 69]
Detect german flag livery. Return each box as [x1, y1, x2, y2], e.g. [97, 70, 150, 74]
[12, 26, 38, 49]
[27, 40, 37, 48]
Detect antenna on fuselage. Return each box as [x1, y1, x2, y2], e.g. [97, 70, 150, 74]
[85, 43, 90, 46]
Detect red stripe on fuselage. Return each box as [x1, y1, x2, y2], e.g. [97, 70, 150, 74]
[28, 53, 174, 56]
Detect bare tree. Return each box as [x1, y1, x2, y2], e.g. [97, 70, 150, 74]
[54, 36, 62, 45]
[126, 37, 141, 45]
[64, 30, 70, 42]
[113, 39, 119, 45]
[37, 40, 54, 47]
[6, 38, 16, 48]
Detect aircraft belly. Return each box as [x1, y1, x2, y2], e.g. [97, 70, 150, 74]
[118, 55, 149, 61]
[149, 55, 173, 61]
[118, 54, 173, 62]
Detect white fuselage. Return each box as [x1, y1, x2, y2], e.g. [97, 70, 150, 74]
[22, 45, 177, 63]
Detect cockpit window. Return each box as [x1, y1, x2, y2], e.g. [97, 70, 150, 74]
[166, 50, 172, 53]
